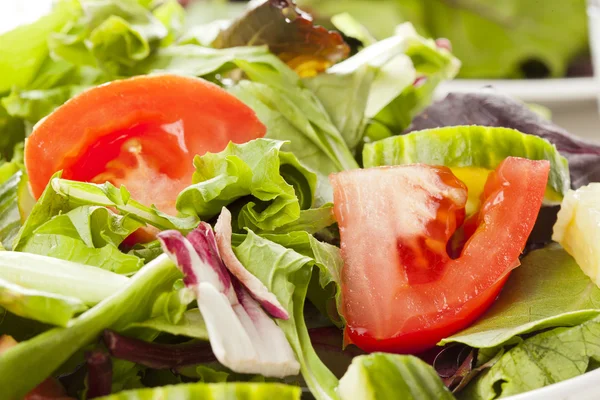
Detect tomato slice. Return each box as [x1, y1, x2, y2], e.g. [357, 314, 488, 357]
[330, 157, 549, 353]
[25, 75, 266, 216]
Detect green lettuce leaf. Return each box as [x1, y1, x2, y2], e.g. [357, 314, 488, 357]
[230, 82, 359, 205]
[176, 139, 317, 232]
[49, 0, 169, 77]
[461, 314, 600, 399]
[95, 382, 301, 400]
[142, 45, 299, 88]
[0, 277, 87, 327]
[0, 251, 128, 305]
[0, 0, 80, 93]
[233, 230, 340, 400]
[338, 353, 454, 400]
[0, 170, 31, 250]
[127, 308, 208, 340]
[363, 126, 571, 200]
[262, 230, 343, 325]
[442, 245, 600, 349]
[328, 23, 459, 137]
[0, 254, 181, 399]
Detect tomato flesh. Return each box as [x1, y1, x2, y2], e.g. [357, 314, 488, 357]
[330, 157, 549, 353]
[25, 75, 266, 217]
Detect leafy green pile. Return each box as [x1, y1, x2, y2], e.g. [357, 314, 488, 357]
[2, 1, 600, 400]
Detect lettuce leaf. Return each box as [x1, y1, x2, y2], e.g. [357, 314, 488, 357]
[407, 92, 600, 188]
[0, 170, 31, 250]
[95, 382, 301, 400]
[213, 0, 349, 76]
[176, 139, 318, 232]
[127, 308, 208, 340]
[462, 314, 600, 399]
[442, 245, 600, 349]
[0, 251, 128, 305]
[0, 277, 87, 326]
[0, 253, 181, 399]
[230, 82, 359, 205]
[233, 230, 339, 400]
[338, 353, 454, 400]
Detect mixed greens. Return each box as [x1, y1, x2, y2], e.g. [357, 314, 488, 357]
[1, 1, 600, 399]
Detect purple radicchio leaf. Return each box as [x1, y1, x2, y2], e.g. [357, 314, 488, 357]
[406, 91, 600, 188]
[157, 226, 300, 378]
[215, 207, 289, 320]
[85, 351, 112, 399]
[103, 330, 216, 369]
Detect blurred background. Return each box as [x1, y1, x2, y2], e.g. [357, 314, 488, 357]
[1, 0, 598, 141]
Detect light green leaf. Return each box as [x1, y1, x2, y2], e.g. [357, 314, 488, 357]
[176, 139, 316, 232]
[49, 0, 168, 76]
[143, 45, 299, 88]
[0, 251, 128, 305]
[0, 277, 87, 327]
[95, 382, 301, 400]
[0, 254, 181, 399]
[266, 205, 336, 235]
[233, 230, 339, 400]
[339, 353, 454, 400]
[363, 126, 571, 200]
[303, 65, 375, 152]
[128, 308, 208, 340]
[230, 82, 358, 205]
[0, 171, 29, 250]
[331, 13, 377, 46]
[442, 245, 600, 349]
[0, 0, 80, 93]
[49, 178, 199, 231]
[461, 315, 600, 399]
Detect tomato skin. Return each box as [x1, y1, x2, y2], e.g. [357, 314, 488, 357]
[25, 75, 266, 215]
[331, 157, 549, 354]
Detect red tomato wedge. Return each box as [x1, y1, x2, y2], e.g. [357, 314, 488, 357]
[25, 75, 266, 216]
[330, 157, 549, 354]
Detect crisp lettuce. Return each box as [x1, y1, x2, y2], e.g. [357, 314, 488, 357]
[233, 230, 339, 400]
[95, 382, 301, 400]
[0, 254, 181, 399]
[176, 139, 320, 232]
[462, 314, 600, 399]
[442, 245, 600, 349]
[0, 277, 87, 326]
[339, 353, 454, 400]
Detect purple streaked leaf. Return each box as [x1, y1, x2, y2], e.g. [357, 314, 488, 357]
[215, 207, 289, 320]
[186, 222, 233, 293]
[158, 230, 230, 298]
[103, 330, 216, 369]
[85, 351, 112, 399]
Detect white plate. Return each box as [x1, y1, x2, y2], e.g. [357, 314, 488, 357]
[437, 77, 599, 105]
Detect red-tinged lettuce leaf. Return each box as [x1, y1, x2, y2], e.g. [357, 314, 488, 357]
[405, 91, 600, 188]
[212, 0, 350, 76]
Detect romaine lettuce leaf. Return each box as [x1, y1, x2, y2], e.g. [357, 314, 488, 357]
[0, 277, 87, 326]
[127, 308, 208, 340]
[176, 139, 318, 232]
[0, 251, 128, 305]
[407, 91, 600, 188]
[338, 353, 454, 400]
[95, 382, 301, 400]
[442, 245, 600, 349]
[0, 253, 181, 399]
[462, 314, 600, 399]
[233, 230, 339, 400]
[230, 82, 359, 205]
[0, 170, 31, 250]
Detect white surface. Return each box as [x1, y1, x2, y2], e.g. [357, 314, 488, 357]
[0, 0, 53, 34]
[438, 78, 599, 105]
